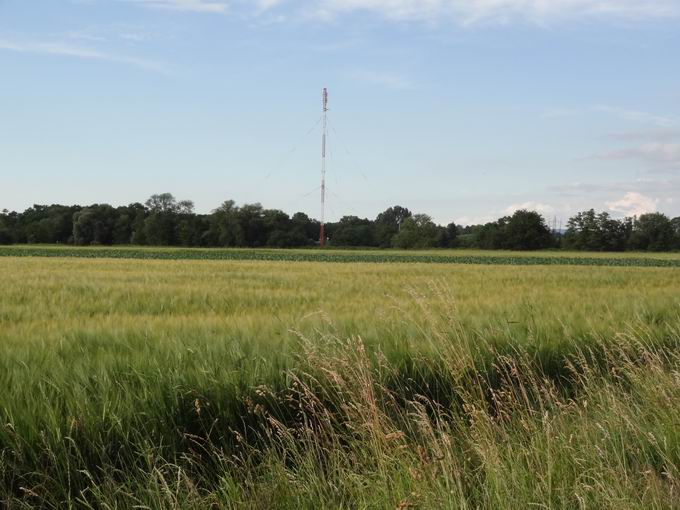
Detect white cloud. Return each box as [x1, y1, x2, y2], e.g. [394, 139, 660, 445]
[504, 201, 555, 216]
[455, 202, 558, 225]
[123, 0, 229, 13]
[116, 0, 680, 23]
[0, 39, 167, 72]
[606, 192, 658, 217]
[308, 0, 680, 24]
[454, 214, 496, 225]
[257, 0, 285, 9]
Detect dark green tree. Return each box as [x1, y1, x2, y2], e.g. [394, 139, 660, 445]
[291, 212, 318, 246]
[437, 222, 458, 248]
[143, 194, 195, 246]
[630, 213, 675, 251]
[476, 218, 507, 250]
[239, 203, 267, 247]
[112, 203, 145, 245]
[210, 200, 244, 247]
[374, 206, 412, 248]
[563, 210, 632, 252]
[0, 209, 18, 244]
[564, 209, 599, 250]
[72, 204, 117, 245]
[672, 217, 680, 249]
[392, 214, 439, 249]
[330, 216, 375, 247]
[503, 210, 552, 250]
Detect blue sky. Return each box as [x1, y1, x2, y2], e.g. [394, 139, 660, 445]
[1, 0, 679, 225]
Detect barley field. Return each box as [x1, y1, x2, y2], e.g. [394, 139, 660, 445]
[1, 253, 680, 508]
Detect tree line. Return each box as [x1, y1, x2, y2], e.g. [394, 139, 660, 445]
[1, 193, 679, 251]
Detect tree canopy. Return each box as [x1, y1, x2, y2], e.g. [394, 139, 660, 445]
[1, 195, 679, 251]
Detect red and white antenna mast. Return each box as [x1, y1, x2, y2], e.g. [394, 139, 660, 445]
[319, 87, 328, 247]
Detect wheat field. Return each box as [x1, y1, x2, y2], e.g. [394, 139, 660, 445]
[1, 254, 680, 508]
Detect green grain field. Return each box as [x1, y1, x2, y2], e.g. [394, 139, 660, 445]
[1, 251, 680, 508]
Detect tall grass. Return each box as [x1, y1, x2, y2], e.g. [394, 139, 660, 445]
[0, 258, 679, 507]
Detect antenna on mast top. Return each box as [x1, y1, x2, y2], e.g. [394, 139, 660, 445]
[320, 88, 328, 247]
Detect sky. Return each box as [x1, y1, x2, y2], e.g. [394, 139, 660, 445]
[1, 0, 680, 225]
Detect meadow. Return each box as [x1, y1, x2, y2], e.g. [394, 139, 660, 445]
[1, 252, 680, 508]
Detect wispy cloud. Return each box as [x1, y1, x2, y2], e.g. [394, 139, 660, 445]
[542, 106, 679, 127]
[350, 69, 414, 90]
[65, 24, 161, 45]
[550, 178, 680, 196]
[0, 39, 167, 72]
[551, 106, 680, 170]
[605, 129, 680, 142]
[122, 0, 229, 13]
[594, 105, 679, 128]
[114, 0, 680, 23]
[285, 0, 680, 24]
[594, 142, 680, 166]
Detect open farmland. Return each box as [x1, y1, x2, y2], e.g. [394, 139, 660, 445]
[1, 253, 680, 508]
[2, 245, 680, 267]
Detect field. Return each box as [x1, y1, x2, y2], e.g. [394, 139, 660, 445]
[2, 245, 680, 267]
[1, 251, 680, 508]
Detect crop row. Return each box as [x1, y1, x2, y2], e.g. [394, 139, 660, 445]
[1, 246, 679, 267]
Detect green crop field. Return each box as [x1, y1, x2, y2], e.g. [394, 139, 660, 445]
[2, 245, 680, 267]
[1, 251, 680, 508]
